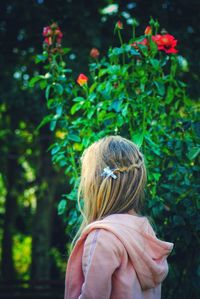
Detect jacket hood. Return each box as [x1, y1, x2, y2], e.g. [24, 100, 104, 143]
[81, 213, 174, 290]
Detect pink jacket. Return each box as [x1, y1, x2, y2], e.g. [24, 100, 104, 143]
[64, 213, 174, 299]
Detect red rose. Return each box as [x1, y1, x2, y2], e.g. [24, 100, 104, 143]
[77, 74, 88, 86]
[152, 34, 178, 54]
[90, 48, 100, 58]
[144, 26, 152, 35]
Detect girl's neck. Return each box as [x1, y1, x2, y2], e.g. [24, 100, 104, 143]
[127, 209, 138, 216]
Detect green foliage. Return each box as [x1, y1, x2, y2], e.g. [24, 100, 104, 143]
[13, 235, 32, 280]
[30, 18, 200, 299]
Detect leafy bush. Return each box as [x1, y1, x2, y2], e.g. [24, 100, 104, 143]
[29, 18, 200, 299]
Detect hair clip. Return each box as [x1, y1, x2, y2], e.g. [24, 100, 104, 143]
[100, 166, 117, 179]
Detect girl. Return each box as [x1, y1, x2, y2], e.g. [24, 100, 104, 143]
[64, 135, 174, 299]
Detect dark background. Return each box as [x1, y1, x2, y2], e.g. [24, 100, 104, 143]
[0, 0, 199, 298]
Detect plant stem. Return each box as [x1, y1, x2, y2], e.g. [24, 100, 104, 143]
[118, 30, 125, 65]
[69, 146, 79, 179]
[132, 25, 135, 41]
[84, 85, 89, 98]
[142, 104, 146, 135]
[128, 104, 134, 137]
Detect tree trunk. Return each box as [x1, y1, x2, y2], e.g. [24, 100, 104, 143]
[31, 130, 57, 281]
[1, 155, 18, 281]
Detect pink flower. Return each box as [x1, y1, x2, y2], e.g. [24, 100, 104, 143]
[42, 23, 63, 46]
[43, 26, 52, 37]
[44, 37, 53, 45]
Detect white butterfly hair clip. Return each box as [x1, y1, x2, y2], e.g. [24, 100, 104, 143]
[100, 166, 117, 179]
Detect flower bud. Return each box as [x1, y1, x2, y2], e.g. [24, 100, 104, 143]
[132, 18, 139, 27]
[90, 48, 100, 58]
[51, 22, 59, 30]
[77, 74, 88, 86]
[43, 26, 52, 37]
[55, 29, 63, 38]
[144, 26, 152, 35]
[116, 21, 123, 29]
[44, 37, 53, 46]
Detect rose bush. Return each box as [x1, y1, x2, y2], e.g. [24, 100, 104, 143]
[29, 18, 200, 299]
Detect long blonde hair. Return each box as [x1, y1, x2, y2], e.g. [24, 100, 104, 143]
[69, 135, 147, 253]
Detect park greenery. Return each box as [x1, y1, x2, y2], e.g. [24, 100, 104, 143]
[0, 2, 199, 299]
[30, 18, 200, 299]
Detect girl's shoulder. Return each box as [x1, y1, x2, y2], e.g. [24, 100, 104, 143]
[83, 227, 125, 260]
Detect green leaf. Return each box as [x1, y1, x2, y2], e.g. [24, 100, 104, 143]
[68, 210, 78, 225]
[98, 69, 108, 77]
[149, 39, 158, 56]
[100, 81, 112, 99]
[88, 93, 96, 102]
[57, 199, 67, 215]
[122, 103, 129, 117]
[72, 97, 85, 102]
[100, 111, 116, 121]
[51, 143, 60, 155]
[152, 172, 161, 181]
[54, 83, 63, 95]
[45, 85, 51, 100]
[70, 102, 83, 115]
[109, 99, 121, 112]
[132, 132, 144, 148]
[39, 80, 47, 90]
[145, 135, 161, 156]
[154, 81, 165, 96]
[35, 53, 48, 64]
[108, 65, 121, 75]
[62, 47, 71, 54]
[108, 47, 123, 57]
[29, 76, 42, 88]
[129, 47, 140, 56]
[47, 99, 56, 109]
[149, 58, 160, 70]
[56, 105, 63, 117]
[136, 43, 149, 56]
[89, 83, 98, 94]
[63, 68, 73, 73]
[110, 44, 140, 57]
[68, 134, 81, 142]
[36, 114, 53, 130]
[59, 160, 67, 167]
[82, 137, 91, 147]
[187, 146, 200, 160]
[50, 119, 57, 131]
[166, 86, 174, 104]
[87, 109, 95, 118]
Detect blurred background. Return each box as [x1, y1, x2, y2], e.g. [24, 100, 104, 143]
[0, 0, 199, 298]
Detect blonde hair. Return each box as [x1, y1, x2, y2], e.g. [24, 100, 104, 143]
[69, 135, 147, 253]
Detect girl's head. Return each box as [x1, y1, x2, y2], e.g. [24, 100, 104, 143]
[77, 135, 147, 229]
